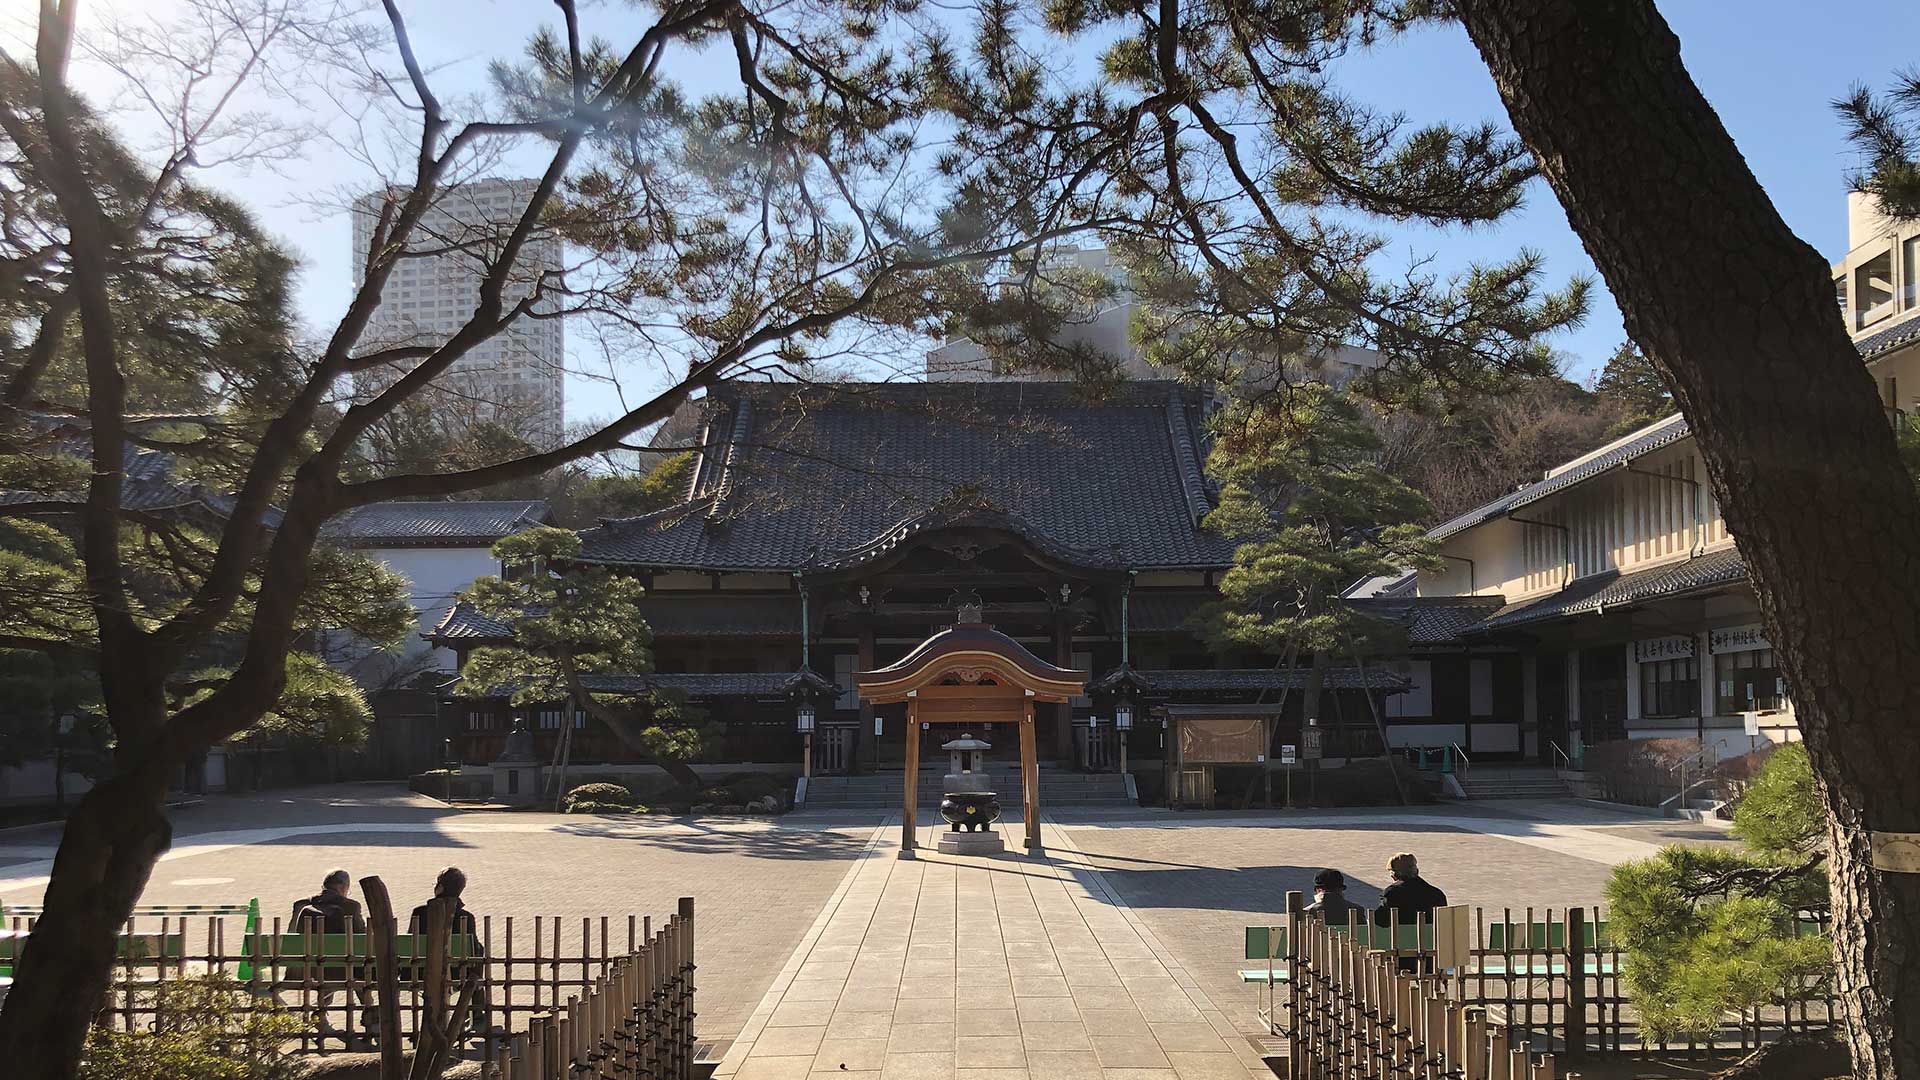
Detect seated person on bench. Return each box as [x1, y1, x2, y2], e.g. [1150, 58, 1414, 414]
[1303, 868, 1364, 928]
[409, 867, 494, 1039]
[290, 869, 373, 1043]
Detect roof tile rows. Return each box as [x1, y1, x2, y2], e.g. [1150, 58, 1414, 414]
[576, 381, 1236, 572]
[1140, 667, 1409, 692]
[427, 594, 803, 643]
[467, 670, 834, 700]
[320, 500, 552, 546]
[1475, 545, 1748, 632]
[1347, 596, 1510, 646]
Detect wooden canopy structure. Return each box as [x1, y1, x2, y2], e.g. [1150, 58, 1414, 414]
[856, 623, 1087, 854]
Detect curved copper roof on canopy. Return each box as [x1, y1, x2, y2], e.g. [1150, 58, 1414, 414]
[855, 623, 1088, 704]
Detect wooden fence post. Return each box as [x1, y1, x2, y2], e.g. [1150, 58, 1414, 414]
[1565, 908, 1587, 1061]
[678, 896, 696, 1079]
[361, 877, 406, 1080]
[1283, 890, 1304, 1070]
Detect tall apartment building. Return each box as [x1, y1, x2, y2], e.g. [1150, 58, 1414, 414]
[350, 178, 565, 446]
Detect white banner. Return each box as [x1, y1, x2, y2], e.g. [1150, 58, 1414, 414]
[1634, 635, 1695, 662]
[1710, 623, 1771, 654]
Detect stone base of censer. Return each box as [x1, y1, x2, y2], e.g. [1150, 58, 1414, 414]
[936, 828, 1005, 854]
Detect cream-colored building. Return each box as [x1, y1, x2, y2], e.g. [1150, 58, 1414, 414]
[1353, 196, 1920, 766]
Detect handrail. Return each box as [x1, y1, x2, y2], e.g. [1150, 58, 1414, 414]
[1549, 740, 1573, 770]
[1660, 775, 1724, 811]
[1448, 742, 1471, 778]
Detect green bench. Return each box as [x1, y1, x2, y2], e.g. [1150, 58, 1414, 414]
[1, 900, 260, 980]
[251, 932, 480, 988]
[1238, 923, 1439, 984]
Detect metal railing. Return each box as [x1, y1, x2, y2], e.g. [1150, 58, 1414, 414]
[1668, 744, 1719, 808]
[1659, 775, 1726, 814]
[1449, 742, 1472, 781]
[1549, 741, 1575, 771]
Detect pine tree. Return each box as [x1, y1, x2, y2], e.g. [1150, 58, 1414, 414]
[1199, 386, 1439, 658]
[1196, 385, 1439, 762]
[456, 527, 714, 790]
[1837, 69, 1920, 222]
[1592, 342, 1673, 434]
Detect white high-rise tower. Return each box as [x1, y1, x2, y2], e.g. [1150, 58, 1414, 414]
[350, 178, 565, 446]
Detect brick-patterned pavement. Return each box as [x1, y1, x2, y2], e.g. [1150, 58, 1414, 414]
[0, 786, 882, 1041]
[1053, 805, 1731, 1034]
[1, 786, 1732, 1057]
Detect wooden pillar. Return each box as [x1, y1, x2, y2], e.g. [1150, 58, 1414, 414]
[1052, 613, 1075, 762]
[1020, 701, 1042, 852]
[855, 625, 875, 774]
[901, 697, 919, 855]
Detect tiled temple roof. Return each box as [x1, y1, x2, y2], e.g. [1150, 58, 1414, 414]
[321, 500, 551, 547]
[576, 381, 1236, 572]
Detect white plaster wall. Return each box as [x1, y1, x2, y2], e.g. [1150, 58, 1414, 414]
[338, 546, 499, 676]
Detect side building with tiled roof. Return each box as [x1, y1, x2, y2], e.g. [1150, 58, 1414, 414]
[1365, 263, 1920, 768]
[426, 379, 1407, 801]
[318, 499, 553, 684]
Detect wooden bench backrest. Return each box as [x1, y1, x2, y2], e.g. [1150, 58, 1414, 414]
[261, 933, 478, 961]
[1244, 922, 1434, 960]
[1484, 921, 1612, 951]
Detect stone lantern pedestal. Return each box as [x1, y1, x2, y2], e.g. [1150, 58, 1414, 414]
[491, 719, 542, 807]
[936, 733, 1004, 854]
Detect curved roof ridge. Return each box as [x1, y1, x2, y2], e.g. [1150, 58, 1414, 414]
[1165, 390, 1211, 524]
[805, 499, 1128, 574]
[706, 395, 753, 520]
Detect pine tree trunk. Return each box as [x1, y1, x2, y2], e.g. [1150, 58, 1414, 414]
[1449, 2, 1920, 1075]
[0, 768, 173, 1080]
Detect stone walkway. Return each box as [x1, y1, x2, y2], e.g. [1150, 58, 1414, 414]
[717, 818, 1268, 1080]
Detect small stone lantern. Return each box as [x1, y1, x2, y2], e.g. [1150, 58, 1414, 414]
[936, 733, 1003, 854]
[491, 718, 542, 807]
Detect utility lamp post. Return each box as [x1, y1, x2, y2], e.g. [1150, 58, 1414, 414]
[797, 702, 817, 779]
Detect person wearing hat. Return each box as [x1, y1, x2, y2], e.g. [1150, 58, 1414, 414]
[1302, 868, 1364, 928]
[1373, 852, 1447, 927]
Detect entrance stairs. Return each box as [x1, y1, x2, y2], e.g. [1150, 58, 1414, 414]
[1454, 765, 1573, 800]
[802, 765, 1134, 810]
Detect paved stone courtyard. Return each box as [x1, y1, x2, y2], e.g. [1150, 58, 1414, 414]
[0, 786, 882, 1040]
[0, 785, 1731, 1069]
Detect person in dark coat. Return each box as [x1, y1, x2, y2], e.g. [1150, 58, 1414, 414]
[409, 867, 492, 1039]
[1302, 868, 1365, 929]
[1373, 852, 1447, 927]
[289, 869, 371, 1043]
[291, 868, 367, 934]
[1375, 852, 1448, 973]
[408, 866, 477, 938]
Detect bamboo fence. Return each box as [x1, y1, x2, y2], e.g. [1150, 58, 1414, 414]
[1, 900, 699, 1067]
[1253, 892, 1837, 1066]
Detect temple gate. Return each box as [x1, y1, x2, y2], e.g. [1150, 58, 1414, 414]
[856, 622, 1087, 855]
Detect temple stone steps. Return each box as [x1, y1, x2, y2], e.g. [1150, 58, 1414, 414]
[1455, 766, 1573, 800]
[803, 769, 1134, 809]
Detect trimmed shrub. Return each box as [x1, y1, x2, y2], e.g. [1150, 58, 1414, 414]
[565, 801, 650, 815]
[80, 975, 302, 1080]
[561, 782, 635, 811]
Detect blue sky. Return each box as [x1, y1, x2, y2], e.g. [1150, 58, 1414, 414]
[43, 1, 1920, 421]
[1340, 3, 1920, 380]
